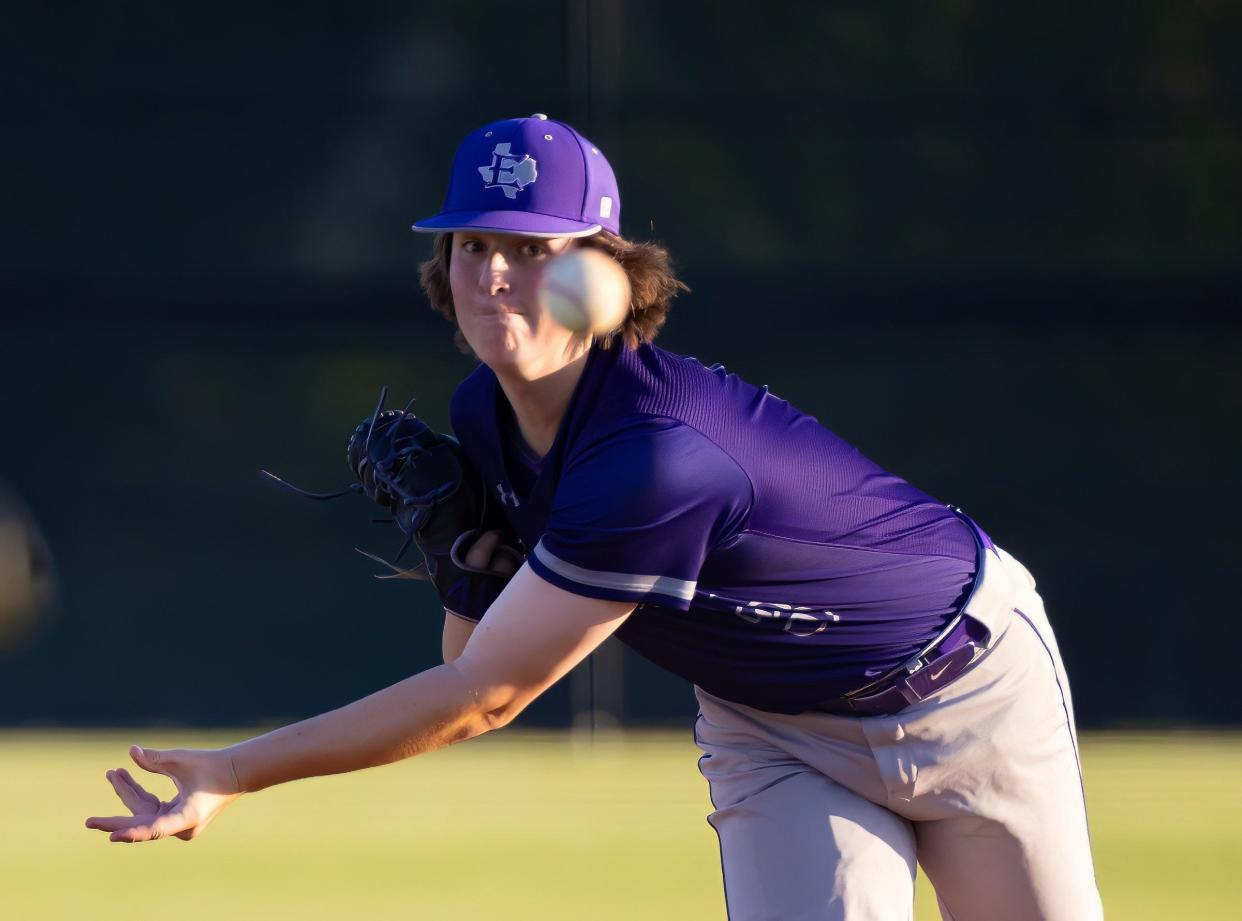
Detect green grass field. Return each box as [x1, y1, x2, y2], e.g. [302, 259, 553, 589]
[4, 729, 1238, 919]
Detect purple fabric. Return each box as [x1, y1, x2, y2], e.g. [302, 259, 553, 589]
[452, 342, 988, 713]
[496, 398, 544, 500]
[411, 114, 621, 236]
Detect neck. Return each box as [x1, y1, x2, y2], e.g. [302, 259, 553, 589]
[495, 341, 592, 459]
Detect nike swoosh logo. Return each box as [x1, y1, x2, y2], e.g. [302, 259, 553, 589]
[863, 668, 886, 677]
[927, 662, 953, 682]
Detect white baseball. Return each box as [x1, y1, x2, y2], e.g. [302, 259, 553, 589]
[537, 247, 631, 336]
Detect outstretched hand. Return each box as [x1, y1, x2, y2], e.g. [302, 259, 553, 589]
[85, 745, 242, 843]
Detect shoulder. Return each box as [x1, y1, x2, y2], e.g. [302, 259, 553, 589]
[536, 416, 753, 608]
[599, 342, 773, 435]
[568, 415, 729, 468]
[572, 341, 745, 440]
[609, 341, 732, 394]
[559, 416, 753, 514]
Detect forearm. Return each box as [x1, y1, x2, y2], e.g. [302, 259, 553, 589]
[226, 661, 504, 793]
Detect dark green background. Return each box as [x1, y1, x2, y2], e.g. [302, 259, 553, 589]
[3, 1, 1238, 728]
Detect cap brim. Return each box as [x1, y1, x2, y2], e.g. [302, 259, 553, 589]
[411, 209, 603, 239]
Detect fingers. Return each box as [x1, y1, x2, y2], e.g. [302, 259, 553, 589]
[85, 811, 192, 843]
[464, 530, 521, 575]
[464, 530, 500, 569]
[86, 814, 146, 833]
[117, 767, 158, 800]
[129, 745, 187, 795]
[129, 745, 169, 777]
[109, 811, 192, 843]
[107, 768, 160, 814]
[490, 545, 521, 576]
[87, 747, 212, 843]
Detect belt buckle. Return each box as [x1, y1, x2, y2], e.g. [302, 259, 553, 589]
[878, 651, 935, 708]
[902, 643, 982, 701]
[846, 642, 983, 716]
[843, 613, 964, 701]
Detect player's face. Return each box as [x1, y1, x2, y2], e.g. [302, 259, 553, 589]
[449, 231, 583, 377]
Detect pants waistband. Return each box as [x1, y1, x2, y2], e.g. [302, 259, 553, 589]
[813, 530, 1025, 718]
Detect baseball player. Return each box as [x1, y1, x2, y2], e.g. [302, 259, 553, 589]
[86, 114, 1103, 921]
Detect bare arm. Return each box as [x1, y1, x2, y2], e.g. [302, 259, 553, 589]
[442, 611, 477, 663]
[229, 660, 489, 792]
[86, 564, 635, 841]
[231, 564, 634, 791]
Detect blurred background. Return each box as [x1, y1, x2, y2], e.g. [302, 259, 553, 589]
[2, 2, 1239, 918]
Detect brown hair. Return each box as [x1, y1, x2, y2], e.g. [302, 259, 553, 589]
[418, 230, 690, 356]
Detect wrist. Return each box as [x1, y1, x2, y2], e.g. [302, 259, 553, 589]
[217, 746, 248, 795]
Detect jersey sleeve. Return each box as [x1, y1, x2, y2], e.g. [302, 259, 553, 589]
[528, 418, 752, 611]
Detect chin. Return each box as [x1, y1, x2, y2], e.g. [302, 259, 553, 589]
[467, 329, 526, 371]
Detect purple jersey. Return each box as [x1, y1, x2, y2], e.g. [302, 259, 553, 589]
[450, 341, 986, 713]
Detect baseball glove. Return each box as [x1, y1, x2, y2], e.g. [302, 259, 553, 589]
[261, 386, 523, 621]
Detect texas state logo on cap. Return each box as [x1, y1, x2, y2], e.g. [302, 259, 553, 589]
[412, 113, 621, 238]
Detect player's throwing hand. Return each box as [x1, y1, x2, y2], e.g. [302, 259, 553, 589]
[84, 744, 241, 843]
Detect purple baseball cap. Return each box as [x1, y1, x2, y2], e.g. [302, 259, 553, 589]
[411, 113, 621, 238]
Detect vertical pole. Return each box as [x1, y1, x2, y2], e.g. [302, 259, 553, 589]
[566, 0, 625, 742]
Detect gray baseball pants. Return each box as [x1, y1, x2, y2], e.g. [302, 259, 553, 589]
[693, 547, 1104, 920]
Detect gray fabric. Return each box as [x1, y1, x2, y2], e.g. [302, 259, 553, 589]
[532, 539, 697, 600]
[693, 548, 1104, 921]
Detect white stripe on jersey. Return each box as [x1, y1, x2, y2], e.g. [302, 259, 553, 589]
[532, 539, 697, 602]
